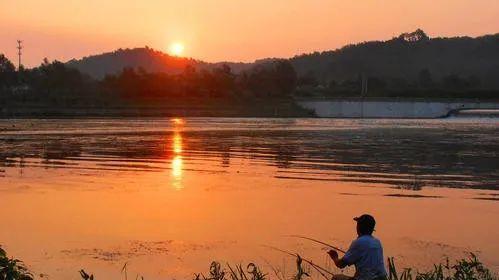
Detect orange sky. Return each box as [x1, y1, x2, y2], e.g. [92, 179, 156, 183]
[1, 0, 498, 67]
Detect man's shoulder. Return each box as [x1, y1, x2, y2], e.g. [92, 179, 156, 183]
[354, 235, 381, 246]
[355, 235, 374, 242]
[351, 236, 368, 247]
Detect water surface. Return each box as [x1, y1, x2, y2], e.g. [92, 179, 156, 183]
[0, 118, 498, 279]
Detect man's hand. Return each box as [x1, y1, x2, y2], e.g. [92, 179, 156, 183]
[327, 249, 339, 260]
[328, 249, 347, 269]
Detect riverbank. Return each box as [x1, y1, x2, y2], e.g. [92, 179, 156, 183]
[0, 100, 314, 118]
[2, 245, 497, 280]
[3, 98, 499, 119]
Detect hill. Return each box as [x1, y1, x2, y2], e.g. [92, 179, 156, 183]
[65, 47, 206, 79]
[290, 29, 499, 88]
[65, 47, 261, 79]
[65, 30, 499, 89]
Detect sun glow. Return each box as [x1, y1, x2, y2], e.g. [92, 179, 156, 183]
[169, 42, 184, 56]
[172, 155, 182, 178]
[173, 133, 182, 154]
[171, 118, 184, 125]
[170, 119, 184, 189]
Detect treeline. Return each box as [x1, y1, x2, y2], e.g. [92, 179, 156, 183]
[1, 28, 499, 112]
[101, 61, 297, 101]
[1, 56, 104, 107]
[295, 68, 497, 99]
[0, 54, 298, 109]
[291, 29, 499, 92]
[66, 46, 203, 79]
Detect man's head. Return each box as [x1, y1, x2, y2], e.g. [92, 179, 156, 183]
[354, 214, 376, 236]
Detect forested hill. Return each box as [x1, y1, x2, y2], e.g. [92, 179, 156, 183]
[65, 30, 499, 88]
[290, 30, 499, 88]
[66, 47, 211, 79]
[2, 29, 498, 117]
[65, 47, 257, 79]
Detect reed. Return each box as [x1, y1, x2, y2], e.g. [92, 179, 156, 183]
[0, 245, 497, 280]
[262, 245, 333, 280]
[0, 246, 32, 280]
[194, 261, 267, 280]
[387, 254, 496, 280]
[57, 254, 499, 280]
[192, 254, 497, 280]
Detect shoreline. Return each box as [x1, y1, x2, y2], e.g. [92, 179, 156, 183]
[2, 98, 499, 119]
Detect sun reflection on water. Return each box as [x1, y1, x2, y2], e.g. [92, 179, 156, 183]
[173, 133, 182, 154]
[171, 118, 184, 125]
[171, 118, 184, 190]
[172, 155, 182, 178]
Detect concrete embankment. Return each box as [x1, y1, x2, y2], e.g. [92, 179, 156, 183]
[297, 98, 499, 118]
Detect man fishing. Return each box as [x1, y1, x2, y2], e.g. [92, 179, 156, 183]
[327, 214, 387, 280]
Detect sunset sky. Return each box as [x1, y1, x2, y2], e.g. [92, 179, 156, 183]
[1, 0, 498, 67]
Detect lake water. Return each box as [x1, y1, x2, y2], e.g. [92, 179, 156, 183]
[0, 118, 498, 279]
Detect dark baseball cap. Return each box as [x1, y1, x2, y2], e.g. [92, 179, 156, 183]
[354, 214, 376, 230]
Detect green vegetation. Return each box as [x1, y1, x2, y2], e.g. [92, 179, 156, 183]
[66, 29, 499, 99]
[193, 262, 267, 280]
[291, 30, 499, 98]
[195, 255, 496, 280]
[0, 245, 496, 280]
[66, 47, 201, 80]
[387, 254, 496, 280]
[1, 54, 304, 117]
[0, 247, 32, 280]
[1, 30, 498, 117]
[192, 254, 497, 280]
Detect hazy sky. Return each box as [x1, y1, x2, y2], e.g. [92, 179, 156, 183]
[1, 0, 498, 67]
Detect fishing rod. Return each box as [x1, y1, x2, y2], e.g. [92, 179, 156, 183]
[263, 245, 331, 280]
[287, 235, 347, 254]
[262, 245, 333, 280]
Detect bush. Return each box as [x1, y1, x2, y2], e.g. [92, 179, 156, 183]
[0, 246, 33, 280]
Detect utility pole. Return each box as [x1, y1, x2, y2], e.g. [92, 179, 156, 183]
[360, 73, 368, 96]
[360, 73, 368, 118]
[17, 40, 23, 71]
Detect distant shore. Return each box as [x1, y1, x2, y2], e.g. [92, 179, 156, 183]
[2, 98, 499, 119]
[0, 101, 314, 118]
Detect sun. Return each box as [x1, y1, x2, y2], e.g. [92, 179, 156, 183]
[169, 42, 184, 56]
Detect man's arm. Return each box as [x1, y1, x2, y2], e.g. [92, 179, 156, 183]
[327, 250, 348, 269]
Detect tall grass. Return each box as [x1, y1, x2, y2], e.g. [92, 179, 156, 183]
[193, 262, 267, 280]
[387, 254, 496, 280]
[1, 245, 497, 280]
[192, 254, 497, 280]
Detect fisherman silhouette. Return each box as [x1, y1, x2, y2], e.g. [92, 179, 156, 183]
[328, 214, 387, 280]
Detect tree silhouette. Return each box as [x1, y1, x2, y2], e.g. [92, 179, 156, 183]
[398, 29, 430, 42]
[0, 54, 17, 88]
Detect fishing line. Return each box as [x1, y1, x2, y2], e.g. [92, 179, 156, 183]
[262, 244, 333, 280]
[286, 235, 347, 253]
